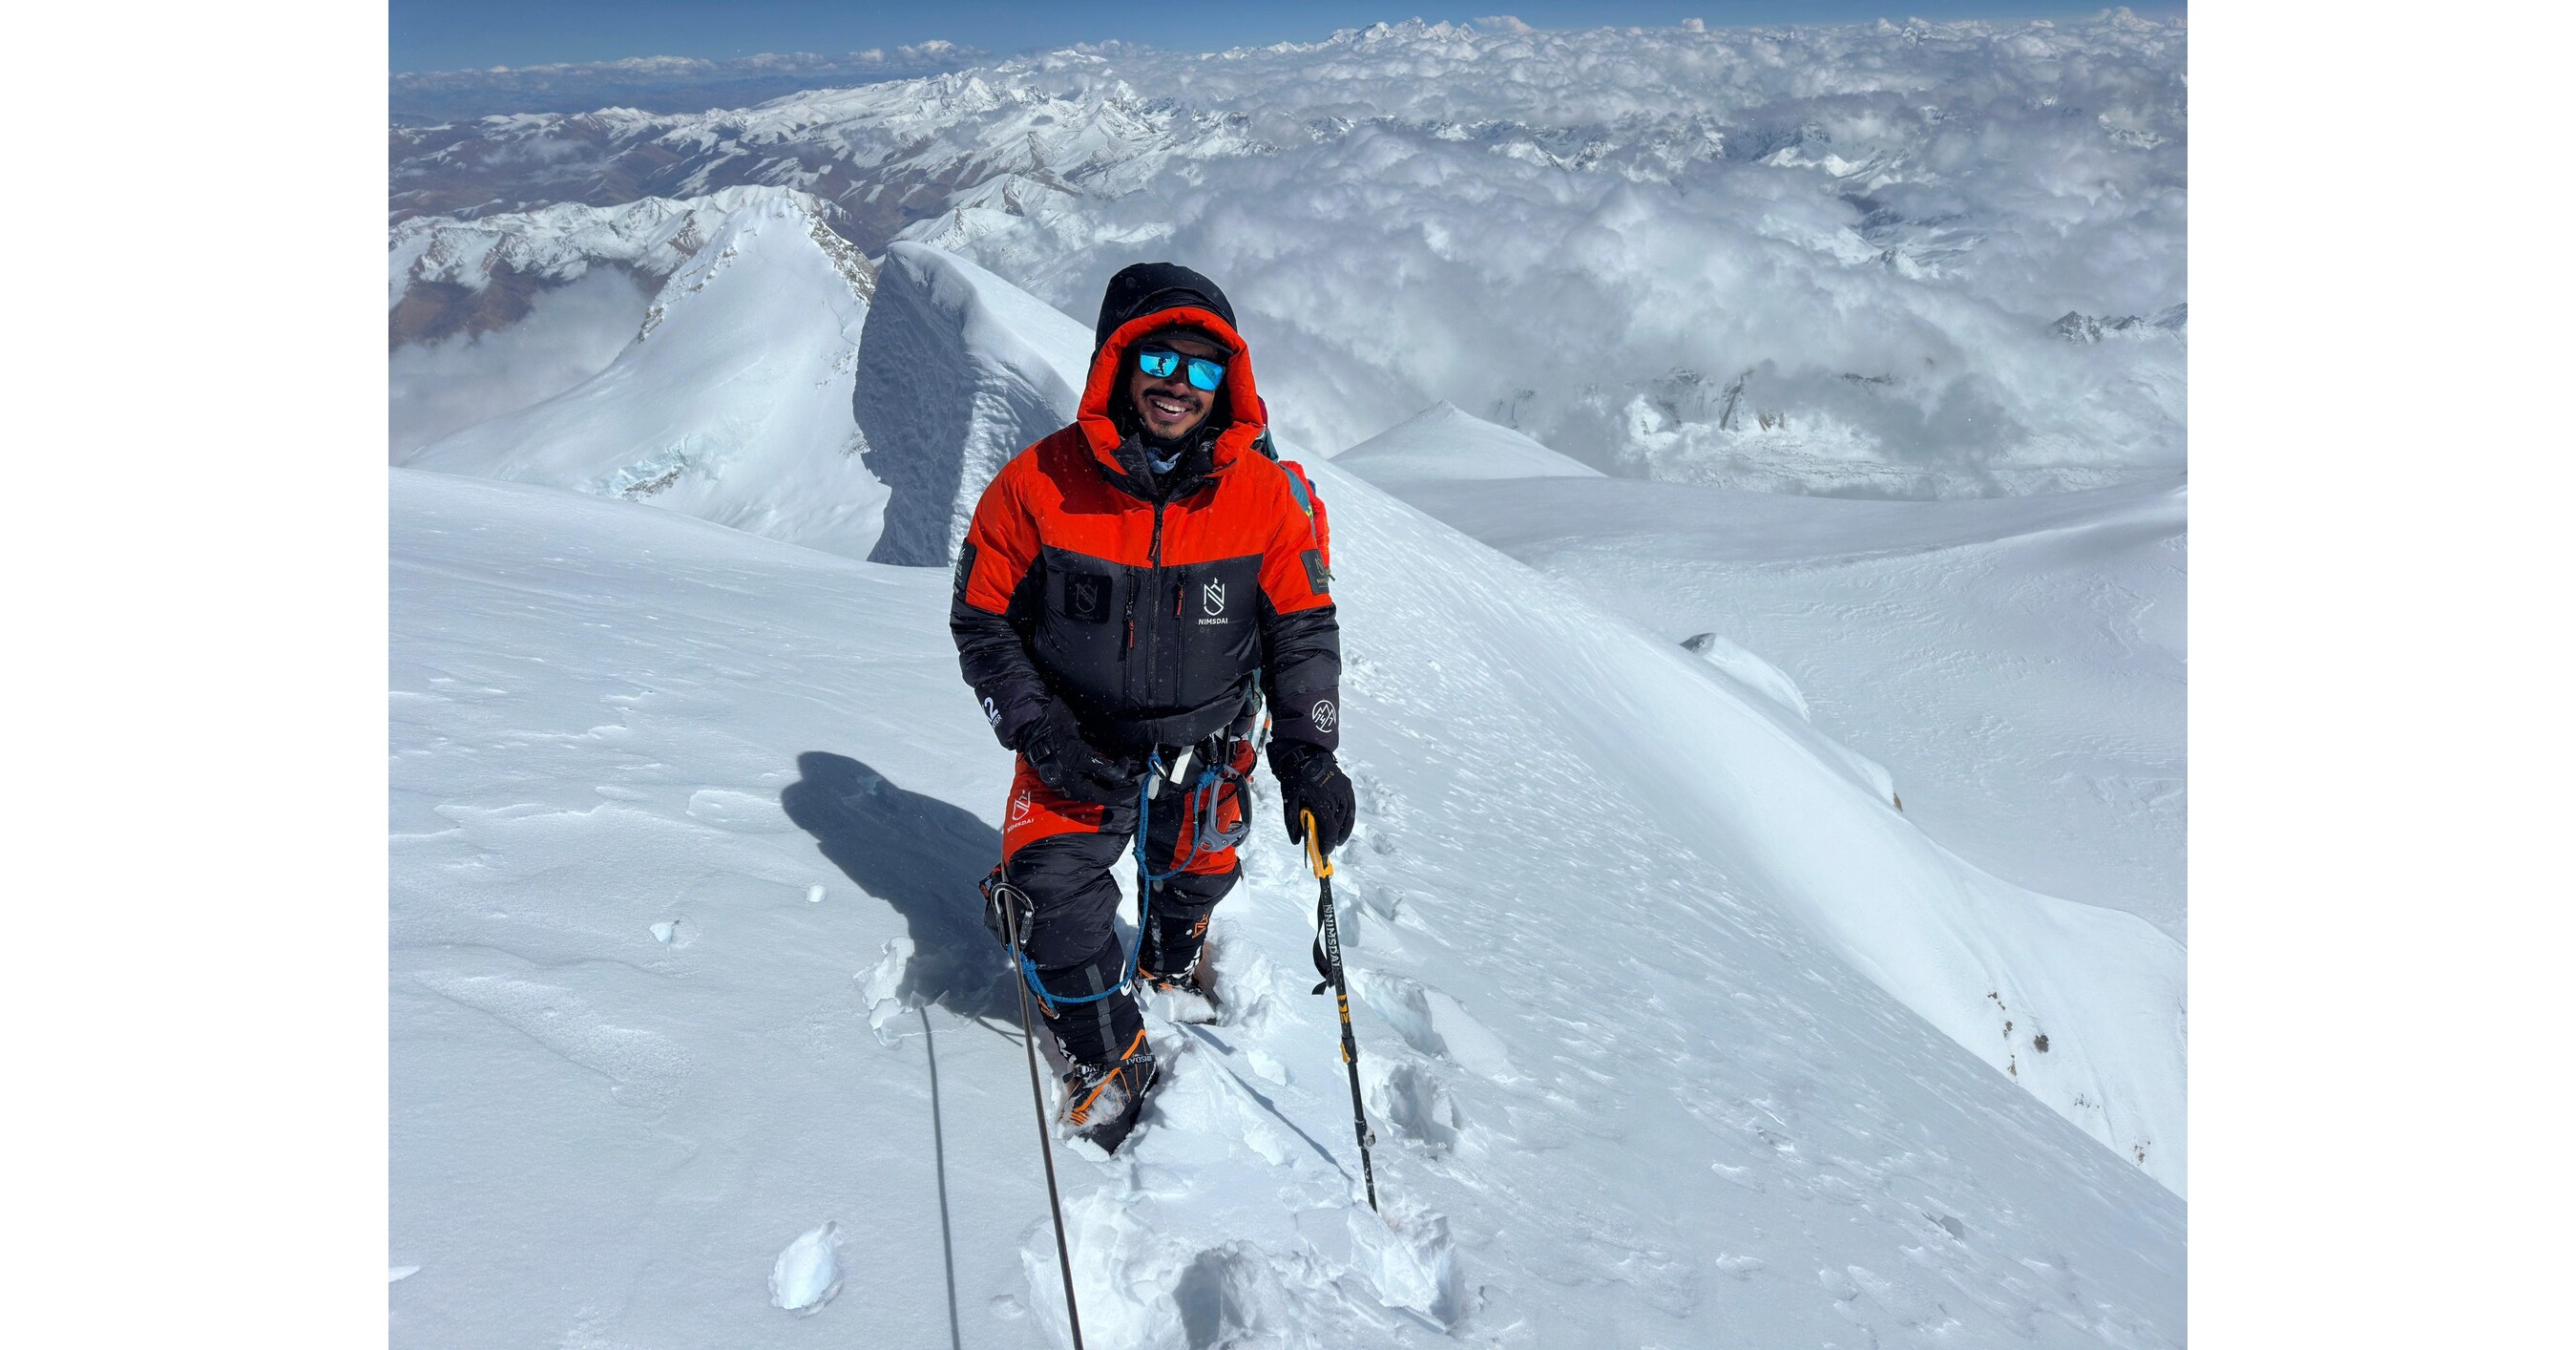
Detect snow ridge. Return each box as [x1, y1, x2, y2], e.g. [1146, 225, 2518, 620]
[388, 185, 847, 309]
[851, 242, 1095, 567]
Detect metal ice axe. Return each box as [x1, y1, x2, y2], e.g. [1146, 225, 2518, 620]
[1303, 810, 1380, 1213]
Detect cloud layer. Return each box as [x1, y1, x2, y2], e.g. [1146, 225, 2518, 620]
[912, 15, 2187, 493]
[392, 13, 2186, 496]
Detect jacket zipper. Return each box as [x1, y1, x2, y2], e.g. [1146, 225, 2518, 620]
[1145, 500, 1169, 705]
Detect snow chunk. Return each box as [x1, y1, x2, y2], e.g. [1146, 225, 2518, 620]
[854, 937, 916, 1045]
[768, 1221, 845, 1313]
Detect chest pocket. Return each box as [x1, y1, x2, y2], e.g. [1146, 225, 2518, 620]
[1061, 570, 1113, 623]
[1033, 548, 1133, 706]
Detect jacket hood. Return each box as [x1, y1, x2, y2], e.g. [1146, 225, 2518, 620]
[1079, 263, 1265, 484]
[1094, 262, 1237, 349]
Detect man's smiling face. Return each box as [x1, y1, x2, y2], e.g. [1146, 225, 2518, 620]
[1128, 330, 1226, 440]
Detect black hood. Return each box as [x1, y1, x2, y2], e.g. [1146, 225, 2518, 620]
[1093, 262, 1238, 354]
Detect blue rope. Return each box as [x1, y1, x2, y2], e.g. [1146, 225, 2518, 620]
[1013, 751, 1233, 1015]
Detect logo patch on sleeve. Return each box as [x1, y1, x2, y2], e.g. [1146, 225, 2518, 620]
[953, 540, 978, 600]
[1301, 548, 1330, 596]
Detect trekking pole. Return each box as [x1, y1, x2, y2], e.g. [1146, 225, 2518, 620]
[1303, 810, 1380, 1213]
[999, 888, 1086, 1350]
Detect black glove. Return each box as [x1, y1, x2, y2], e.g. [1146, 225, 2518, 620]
[1269, 740, 1354, 853]
[1017, 701, 1139, 806]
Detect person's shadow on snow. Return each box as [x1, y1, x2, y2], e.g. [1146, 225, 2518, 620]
[781, 752, 1015, 1023]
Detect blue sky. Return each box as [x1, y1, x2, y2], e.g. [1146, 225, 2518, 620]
[390, 0, 2168, 72]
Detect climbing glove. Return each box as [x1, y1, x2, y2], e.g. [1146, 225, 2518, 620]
[1268, 740, 1355, 853]
[1016, 700, 1140, 806]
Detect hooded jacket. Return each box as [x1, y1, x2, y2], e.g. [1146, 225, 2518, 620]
[950, 264, 1341, 758]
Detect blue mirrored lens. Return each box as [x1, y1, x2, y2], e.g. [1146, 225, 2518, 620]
[1139, 347, 1227, 391]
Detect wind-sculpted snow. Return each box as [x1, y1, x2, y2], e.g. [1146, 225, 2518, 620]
[399, 193, 889, 559]
[1352, 406, 2188, 942]
[391, 11, 2184, 497]
[854, 243, 1095, 566]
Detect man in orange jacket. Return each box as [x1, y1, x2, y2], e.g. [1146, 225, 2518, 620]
[953, 262, 1354, 1150]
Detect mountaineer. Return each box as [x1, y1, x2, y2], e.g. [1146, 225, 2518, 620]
[953, 262, 1354, 1150]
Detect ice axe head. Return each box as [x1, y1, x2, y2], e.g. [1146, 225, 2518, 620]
[1301, 810, 1333, 878]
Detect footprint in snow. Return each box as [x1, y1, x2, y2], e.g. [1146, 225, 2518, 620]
[1347, 1202, 1473, 1327]
[1349, 970, 1517, 1081]
[1370, 1060, 1468, 1154]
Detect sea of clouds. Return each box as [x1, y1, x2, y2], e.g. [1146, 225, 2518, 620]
[393, 13, 2185, 496]
[905, 14, 2186, 495]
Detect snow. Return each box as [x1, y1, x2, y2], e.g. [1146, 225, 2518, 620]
[397, 193, 890, 559]
[1351, 434, 2186, 942]
[387, 185, 832, 306]
[1680, 630, 1812, 723]
[391, 248, 2183, 1346]
[768, 1221, 846, 1313]
[389, 266, 653, 455]
[853, 241, 1097, 565]
[1331, 401, 1602, 481]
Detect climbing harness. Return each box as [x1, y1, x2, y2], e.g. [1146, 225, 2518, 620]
[1000, 744, 1251, 1016]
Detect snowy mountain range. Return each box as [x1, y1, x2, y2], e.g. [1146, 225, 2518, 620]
[391, 12, 2186, 496]
[390, 43, 990, 123]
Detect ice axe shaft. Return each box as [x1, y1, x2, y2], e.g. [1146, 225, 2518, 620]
[1001, 891, 1086, 1348]
[1304, 810, 1380, 1213]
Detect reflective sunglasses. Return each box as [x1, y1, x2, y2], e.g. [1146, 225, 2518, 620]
[1137, 346, 1227, 392]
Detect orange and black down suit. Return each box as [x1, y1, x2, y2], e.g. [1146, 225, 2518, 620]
[950, 264, 1340, 1066]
